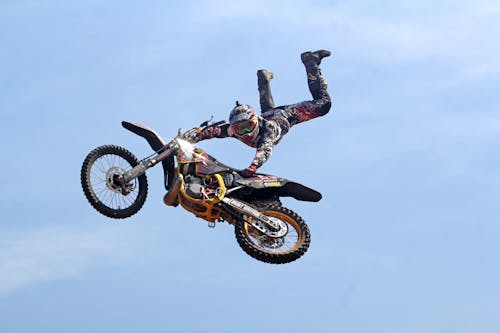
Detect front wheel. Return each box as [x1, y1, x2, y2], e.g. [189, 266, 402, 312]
[235, 205, 311, 264]
[81, 145, 148, 219]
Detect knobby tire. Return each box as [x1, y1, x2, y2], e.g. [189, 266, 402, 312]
[235, 204, 311, 264]
[81, 145, 148, 219]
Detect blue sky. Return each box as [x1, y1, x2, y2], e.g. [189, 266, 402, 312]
[1, 0, 499, 332]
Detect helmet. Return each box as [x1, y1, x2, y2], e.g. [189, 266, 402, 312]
[228, 102, 260, 145]
[229, 101, 256, 124]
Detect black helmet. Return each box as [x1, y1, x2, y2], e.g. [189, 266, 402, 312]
[229, 101, 257, 125]
[228, 101, 260, 145]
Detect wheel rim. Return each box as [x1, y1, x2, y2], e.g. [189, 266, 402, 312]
[244, 210, 303, 254]
[89, 154, 140, 211]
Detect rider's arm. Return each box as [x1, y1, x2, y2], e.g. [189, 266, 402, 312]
[198, 123, 230, 140]
[250, 121, 281, 169]
[251, 138, 274, 168]
[242, 144, 273, 177]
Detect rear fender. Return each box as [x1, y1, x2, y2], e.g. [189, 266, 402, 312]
[279, 181, 322, 202]
[236, 175, 322, 202]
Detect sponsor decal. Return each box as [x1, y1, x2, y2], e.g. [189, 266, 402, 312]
[263, 181, 282, 187]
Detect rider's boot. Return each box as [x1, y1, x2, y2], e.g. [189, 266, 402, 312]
[257, 69, 274, 82]
[300, 50, 331, 66]
[301, 50, 331, 100]
[257, 69, 275, 112]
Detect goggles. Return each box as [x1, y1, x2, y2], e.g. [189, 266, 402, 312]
[232, 116, 258, 136]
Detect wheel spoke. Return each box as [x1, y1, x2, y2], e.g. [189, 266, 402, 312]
[244, 212, 303, 253]
[94, 160, 108, 174]
[82, 146, 148, 220]
[88, 153, 141, 210]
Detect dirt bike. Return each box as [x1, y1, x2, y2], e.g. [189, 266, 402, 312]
[80, 119, 322, 264]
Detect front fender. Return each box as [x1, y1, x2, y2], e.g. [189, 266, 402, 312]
[122, 121, 166, 151]
[122, 121, 175, 190]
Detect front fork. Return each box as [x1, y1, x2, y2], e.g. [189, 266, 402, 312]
[221, 197, 288, 238]
[121, 146, 175, 185]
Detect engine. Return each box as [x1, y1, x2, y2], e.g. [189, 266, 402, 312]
[184, 175, 205, 199]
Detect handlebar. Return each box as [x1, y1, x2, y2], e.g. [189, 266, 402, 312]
[178, 127, 201, 142]
[200, 116, 227, 129]
[211, 119, 227, 127]
[122, 119, 225, 184]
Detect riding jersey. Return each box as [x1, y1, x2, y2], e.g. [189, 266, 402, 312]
[200, 95, 331, 168]
[199, 57, 331, 170]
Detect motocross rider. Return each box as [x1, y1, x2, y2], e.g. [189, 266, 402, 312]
[198, 50, 332, 177]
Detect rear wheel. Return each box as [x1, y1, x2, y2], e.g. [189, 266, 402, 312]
[235, 205, 311, 264]
[81, 145, 148, 219]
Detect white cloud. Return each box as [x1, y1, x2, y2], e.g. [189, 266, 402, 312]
[0, 225, 144, 296]
[190, 0, 500, 66]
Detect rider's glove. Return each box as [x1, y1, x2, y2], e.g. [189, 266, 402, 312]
[199, 126, 222, 140]
[241, 164, 258, 178]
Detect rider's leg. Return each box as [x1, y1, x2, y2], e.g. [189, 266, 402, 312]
[285, 50, 332, 124]
[301, 50, 330, 101]
[257, 69, 275, 112]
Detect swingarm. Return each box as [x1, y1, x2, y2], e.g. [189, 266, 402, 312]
[222, 197, 288, 238]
